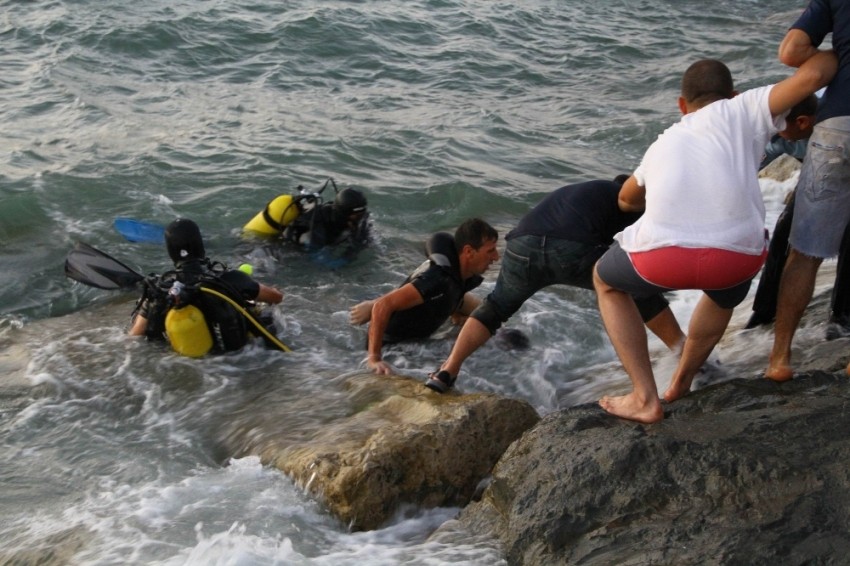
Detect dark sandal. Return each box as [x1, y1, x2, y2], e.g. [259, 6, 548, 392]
[425, 370, 456, 393]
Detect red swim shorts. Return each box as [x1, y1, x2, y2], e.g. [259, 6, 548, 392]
[629, 246, 767, 290]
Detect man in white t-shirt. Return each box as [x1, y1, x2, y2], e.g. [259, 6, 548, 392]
[592, 55, 837, 423]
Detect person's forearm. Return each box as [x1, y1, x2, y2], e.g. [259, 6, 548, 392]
[779, 28, 819, 68]
[796, 49, 838, 92]
[367, 301, 391, 362]
[256, 284, 283, 304]
[128, 314, 148, 336]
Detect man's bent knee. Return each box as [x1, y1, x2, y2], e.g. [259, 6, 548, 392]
[470, 300, 507, 336]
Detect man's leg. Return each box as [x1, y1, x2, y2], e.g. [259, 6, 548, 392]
[433, 235, 546, 388]
[827, 219, 850, 339]
[440, 317, 492, 378]
[664, 294, 733, 402]
[593, 266, 663, 424]
[747, 193, 794, 329]
[645, 307, 685, 352]
[766, 248, 823, 381]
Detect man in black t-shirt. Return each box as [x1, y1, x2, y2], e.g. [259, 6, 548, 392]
[349, 218, 499, 375]
[427, 177, 685, 393]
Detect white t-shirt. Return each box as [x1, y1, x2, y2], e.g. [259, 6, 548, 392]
[617, 86, 786, 255]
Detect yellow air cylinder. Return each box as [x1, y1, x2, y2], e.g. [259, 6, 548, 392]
[165, 304, 213, 358]
[243, 194, 299, 236]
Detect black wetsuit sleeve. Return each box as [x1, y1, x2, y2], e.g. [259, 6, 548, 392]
[384, 262, 460, 341]
[219, 270, 261, 300]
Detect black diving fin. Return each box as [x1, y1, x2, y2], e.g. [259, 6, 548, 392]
[64, 242, 145, 290]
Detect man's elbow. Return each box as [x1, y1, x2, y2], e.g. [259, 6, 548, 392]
[778, 29, 815, 67]
[779, 49, 808, 68]
[801, 52, 838, 90]
[618, 198, 644, 213]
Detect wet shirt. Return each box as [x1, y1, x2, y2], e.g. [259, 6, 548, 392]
[383, 258, 483, 342]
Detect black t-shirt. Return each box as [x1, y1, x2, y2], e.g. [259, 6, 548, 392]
[214, 269, 260, 300]
[383, 254, 483, 342]
[508, 180, 642, 245]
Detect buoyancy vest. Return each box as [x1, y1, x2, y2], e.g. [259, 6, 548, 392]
[424, 231, 484, 302]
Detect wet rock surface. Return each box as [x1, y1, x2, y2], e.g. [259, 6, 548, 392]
[452, 258, 850, 565]
[456, 370, 850, 565]
[219, 373, 540, 530]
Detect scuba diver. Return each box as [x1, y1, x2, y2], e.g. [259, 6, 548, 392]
[243, 178, 371, 266]
[285, 186, 369, 252]
[129, 218, 285, 357]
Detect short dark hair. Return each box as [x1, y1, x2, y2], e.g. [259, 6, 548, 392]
[454, 218, 498, 252]
[788, 93, 818, 120]
[681, 59, 734, 107]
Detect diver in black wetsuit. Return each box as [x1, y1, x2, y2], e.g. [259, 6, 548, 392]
[129, 218, 283, 355]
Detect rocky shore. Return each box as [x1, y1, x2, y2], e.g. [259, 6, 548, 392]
[453, 369, 850, 565]
[214, 259, 850, 563]
[214, 155, 850, 563]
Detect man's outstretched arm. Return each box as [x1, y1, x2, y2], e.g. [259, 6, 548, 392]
[366, 283, 424, 375]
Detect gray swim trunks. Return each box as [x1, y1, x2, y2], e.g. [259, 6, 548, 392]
[790, 116, 850, 259]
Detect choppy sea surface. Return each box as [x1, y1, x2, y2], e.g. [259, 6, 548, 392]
[0, 1, 820, 564]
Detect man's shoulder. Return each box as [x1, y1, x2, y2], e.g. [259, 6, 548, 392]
[214, 269, 259, 298]
[219, 269, 252, 284]
[681, 87, 772, 128]
[408, 259, 456, 294]
[792, 0, 839, 41]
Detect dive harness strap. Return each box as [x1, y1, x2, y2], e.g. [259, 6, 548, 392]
[262, 204, 287, 233]
[264, 178, 340, 234]
[199, 286, 292, 352]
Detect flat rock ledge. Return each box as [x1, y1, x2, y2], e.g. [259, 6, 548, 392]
[453, 370, 850, 565]
[220, 373, 540, 531]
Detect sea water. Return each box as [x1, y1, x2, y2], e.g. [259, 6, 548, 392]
[0, 1, 821, 564]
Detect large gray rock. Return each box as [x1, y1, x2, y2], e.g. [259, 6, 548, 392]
[220, 373, 540, 530]
[452, 274, 850, 565]
[456, 372, 850, 565]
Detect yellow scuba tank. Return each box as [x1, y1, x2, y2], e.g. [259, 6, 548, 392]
[165, 304, 213, 358]
[243, 194, 300, 236]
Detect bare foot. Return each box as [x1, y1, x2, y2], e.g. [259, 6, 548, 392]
[663, 373, 694, 403]
[663, 385, 687, 403]
[349, 300, 374, 325]
[599, 393, 664, 424]
[765, 354, 793, 382]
